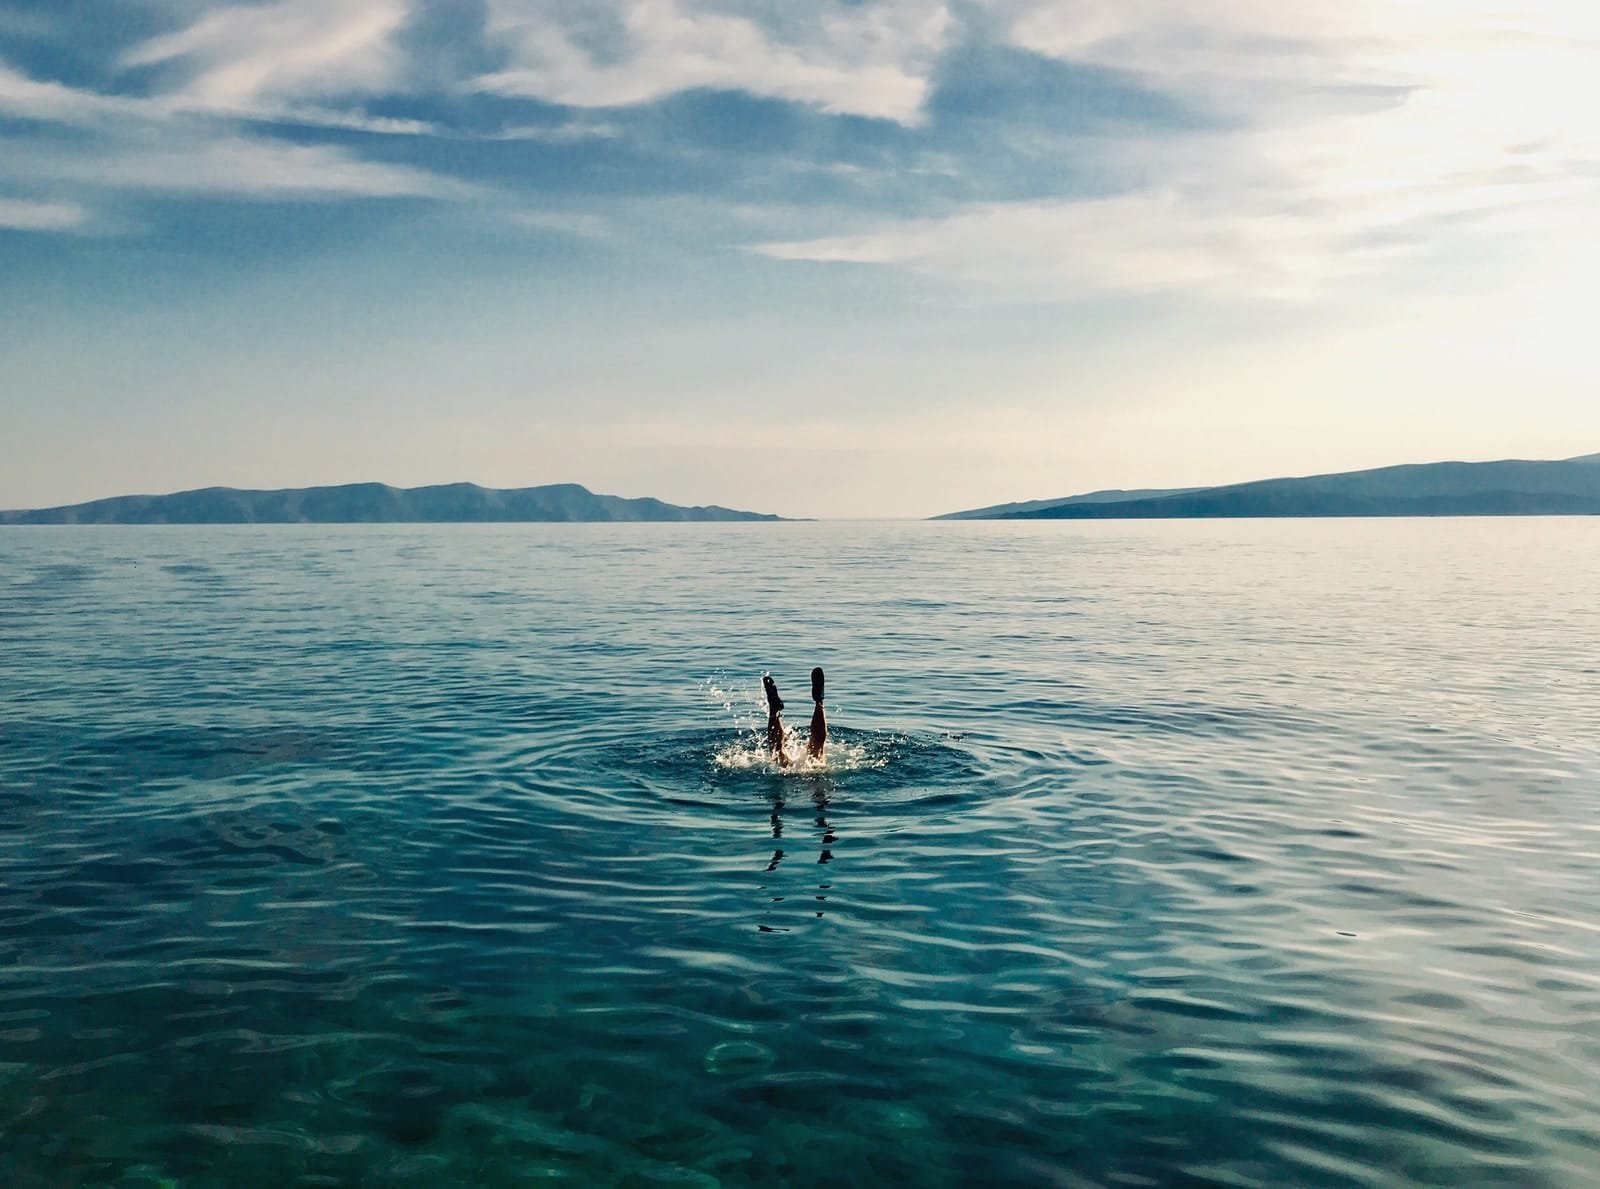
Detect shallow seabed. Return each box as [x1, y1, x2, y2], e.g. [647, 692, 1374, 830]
[2, 519, 1598, 1187]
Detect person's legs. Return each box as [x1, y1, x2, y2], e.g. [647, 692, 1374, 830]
[764, 675, 791, 766]
[767, 713, 790, 766]
[807, 667, 827, 759]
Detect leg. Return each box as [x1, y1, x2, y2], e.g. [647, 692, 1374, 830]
[806, 667, 827, 759]
[767, 712, 791, 766]
[806, 704, 827, 758]
[764, 675, 791, 766]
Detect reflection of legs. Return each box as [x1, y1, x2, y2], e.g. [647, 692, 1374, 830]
[758, 797, 790, 932]
[813, 790, 834, 916]
[807, 667, 827, 759]
[767, 799, 785, 871]
[815, 796, 834, 865]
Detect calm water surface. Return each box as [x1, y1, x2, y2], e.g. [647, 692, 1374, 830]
[2, 520, 1598, 1187]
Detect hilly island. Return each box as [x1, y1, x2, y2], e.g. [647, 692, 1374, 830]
[0, 483, 781, 524]
[936, 454, 1600, 520]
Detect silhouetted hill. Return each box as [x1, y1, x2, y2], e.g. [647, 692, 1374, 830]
[932, 487, 1200, 520]
[936, 457, 1600, 520]
[0, 483, 783, 524]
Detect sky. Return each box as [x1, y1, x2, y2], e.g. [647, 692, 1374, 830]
[3, 0, 1598, 519]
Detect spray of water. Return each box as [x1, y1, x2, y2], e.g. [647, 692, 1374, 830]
[698, 672, 885, 775]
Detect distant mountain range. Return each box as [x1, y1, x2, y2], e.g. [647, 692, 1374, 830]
[936, 455, 1600, 520]
[0, 483, 782, 524]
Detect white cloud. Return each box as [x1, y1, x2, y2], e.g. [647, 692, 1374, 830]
[504, 209, 612, 239]
[997, 0, 1600, 166]
[478, 0, 952, 123]
[477, 120, 620, 143]
[996, 0, 1600, 95]
[0, 131, 467, 200]
[757, 191, 1341, 300]
[123, 0, 412, 111]
[0, 49, 461, 208]
[0, 60, 142, 123]
[249, 106, 436, 135]
[0, 57, 435, 136]
[994, 1, 1410, 103]
[0, 197, 89, 232]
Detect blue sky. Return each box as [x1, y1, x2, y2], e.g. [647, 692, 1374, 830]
[3, 0, 1597, 517]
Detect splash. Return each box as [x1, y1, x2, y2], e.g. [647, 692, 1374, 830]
[710, 733, 884, 775]
[699, 671, 885, 776]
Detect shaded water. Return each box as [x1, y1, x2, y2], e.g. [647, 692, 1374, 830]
[2, 520, 1598, 1187]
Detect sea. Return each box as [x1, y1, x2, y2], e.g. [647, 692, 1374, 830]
[2, 519, 1597, 1188]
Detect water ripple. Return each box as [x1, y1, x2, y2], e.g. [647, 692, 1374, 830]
[1, 521, 1597, 1186]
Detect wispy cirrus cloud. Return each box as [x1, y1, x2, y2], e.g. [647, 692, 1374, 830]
[121, 0, 412, 111]
[0, 57, 504, 141]
[477, 0, 953, 123]
[757, 169, 1592, 302]
[0, 59, 140, 123]
[6, 0, 1597, 289]
[5, 0, 965, 238]
[0, 196, 90, 232]
[0, 130, 468, 200]
[756, 191, 1338, 301]
[0, 0, 462, 220]
[761, 0, 1600, 300]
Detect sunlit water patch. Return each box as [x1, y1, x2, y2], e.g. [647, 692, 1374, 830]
[2, 520, 1599, 1187]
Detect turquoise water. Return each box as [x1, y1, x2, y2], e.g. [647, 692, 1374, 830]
[2, 520, 1598, 1187]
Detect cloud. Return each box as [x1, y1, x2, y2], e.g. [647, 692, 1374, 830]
[0, 197, 89, 232]
[122, 0, 412, 111]
[0, 51, 461, 212]
[7, 0, 1595, 276]
[477, 0, 953, 123]
[504, 209, 612, 239]
[0, 56, 435, 136]
[756, 189, 1369, 301]
[758, 118, 1593, 300]
[0, 131, 467, 200]
[475, 120, 620, 143]
[992, 1, 1403, 106]
[0, 60, 142, 123]
[761, 0, 1600, 299]
[994, 0, 1600, 157]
